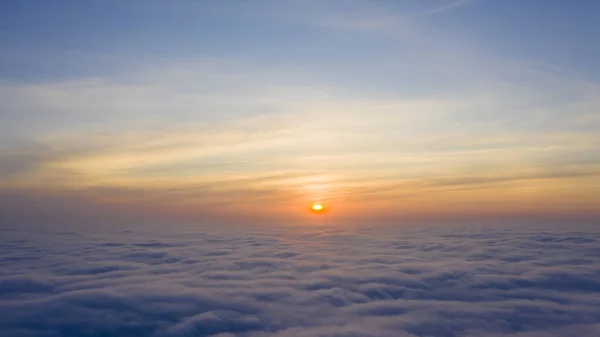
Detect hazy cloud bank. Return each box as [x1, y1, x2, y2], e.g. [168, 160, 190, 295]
[1, 222, 600, 336]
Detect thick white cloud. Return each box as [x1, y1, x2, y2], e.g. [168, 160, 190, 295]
[1, 222, 600, 336]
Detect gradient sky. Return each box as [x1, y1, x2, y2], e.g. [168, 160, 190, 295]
[1, 0, 599, 225]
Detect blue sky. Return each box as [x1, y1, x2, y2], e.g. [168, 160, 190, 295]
[2, 0, 598, 82]
[0, 0, 599, 223]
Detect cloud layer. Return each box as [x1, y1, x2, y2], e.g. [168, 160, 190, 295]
[1, 222, 600, 336]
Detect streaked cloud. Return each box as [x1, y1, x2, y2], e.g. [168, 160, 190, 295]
[0, 0, 599, 222]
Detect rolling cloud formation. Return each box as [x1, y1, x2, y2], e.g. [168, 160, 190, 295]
[2, 222, 600, 336]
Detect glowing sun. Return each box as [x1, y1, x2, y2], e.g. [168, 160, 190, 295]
[311, 204, 324, 212]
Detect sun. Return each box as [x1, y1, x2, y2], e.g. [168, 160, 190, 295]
[311, 204, 324, 212]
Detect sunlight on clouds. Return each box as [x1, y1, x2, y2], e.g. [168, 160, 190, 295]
[2, 2, 600, 333]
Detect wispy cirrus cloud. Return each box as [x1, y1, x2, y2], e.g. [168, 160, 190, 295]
[1, 0, 599, 221]
[417, 0, 476, 17]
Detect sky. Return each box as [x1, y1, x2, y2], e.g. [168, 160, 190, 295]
[1, 0, 599, 225]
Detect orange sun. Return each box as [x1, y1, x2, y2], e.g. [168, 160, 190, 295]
[311, 204, 324, 213]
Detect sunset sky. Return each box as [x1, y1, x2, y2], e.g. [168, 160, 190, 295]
[1, 0, 599, 224]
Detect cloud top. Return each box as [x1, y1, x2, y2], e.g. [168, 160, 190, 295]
[1, 222, 600, 336]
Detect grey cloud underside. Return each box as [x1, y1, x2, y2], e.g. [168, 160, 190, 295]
[1, 223, 600, 337]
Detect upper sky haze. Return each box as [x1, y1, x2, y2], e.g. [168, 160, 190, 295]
[1, 0, 599, 224]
